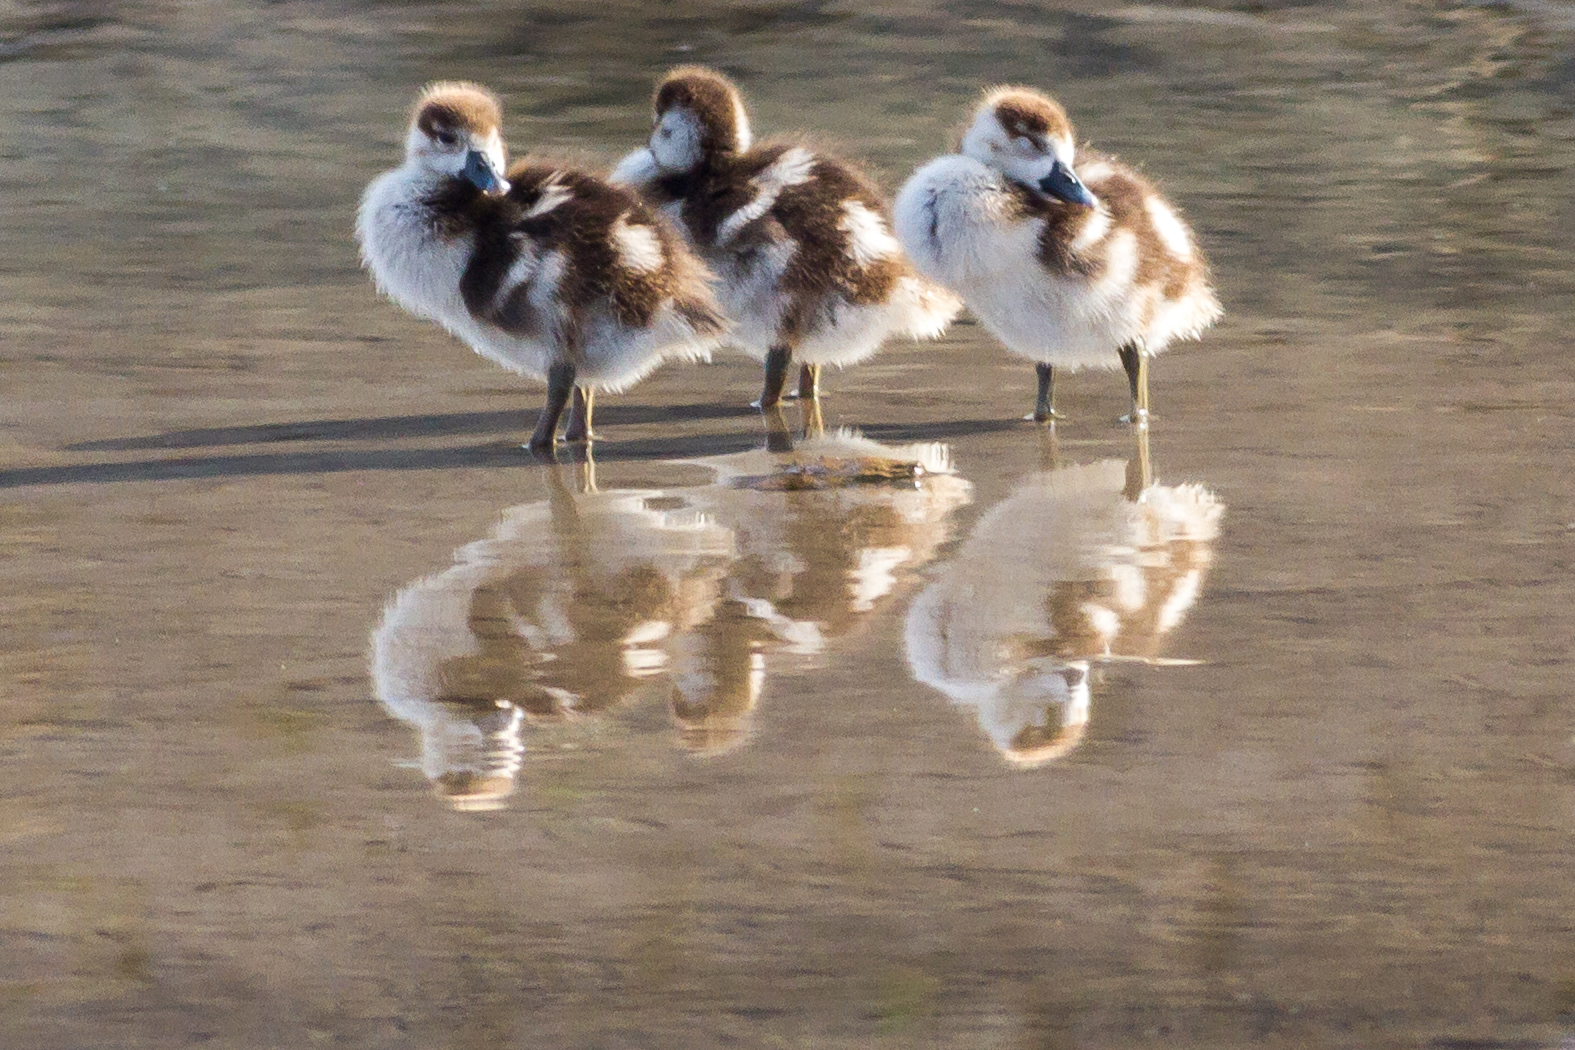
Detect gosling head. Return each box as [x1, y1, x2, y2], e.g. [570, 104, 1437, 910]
[961, 87, 1097, 208]
[666, 621, 762, 757]
[405, 81, 509, 194]
[985, 659, 1091, 769]
[649, 65, 753, 173]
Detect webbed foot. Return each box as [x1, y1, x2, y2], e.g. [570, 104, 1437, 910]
[524, 436, 560, 459]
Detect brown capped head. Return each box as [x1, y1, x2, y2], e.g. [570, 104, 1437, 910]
[1003, 717, 1087, 768]
[433, 770, 516, 812]
[665, 602, 764, 756]
[983, 87, 1075, 147]
[648, 65, 753, 172]
[403, 81, 509, 192]
[961, 86, 1097, 207]
[981, 661, 1092, 768]
[669, 656, 761, 755]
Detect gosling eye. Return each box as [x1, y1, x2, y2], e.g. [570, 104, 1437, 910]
[658, 127, 673, 140]
[434, 129, 458, 148]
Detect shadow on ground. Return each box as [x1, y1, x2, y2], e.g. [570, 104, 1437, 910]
[8, 411, 1030, 489]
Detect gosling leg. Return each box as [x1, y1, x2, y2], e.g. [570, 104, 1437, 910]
[800, 396, 825, 440]
[797, 363, 821, 402]
[1032, 362, 1064, 423]
[762, 405, 794, 453]
[1118, 344, 1149, 426]
[1122, 426, 1152, 501]
[757, 344, 792, 409]
[1036, 425, 1062, 472]
[564, 386, 596, 444]
[529, 362, 576, 452]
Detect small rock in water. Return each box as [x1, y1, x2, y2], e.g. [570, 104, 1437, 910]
[735, 456, 927, 491]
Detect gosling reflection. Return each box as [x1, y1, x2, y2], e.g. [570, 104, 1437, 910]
[372, 432, 972, 805]
[685, 427, 975, 656]
[666, 598, 775, 756]
[371, 468, 735, 809]
[905, 432, 1223, 768]
[667, 427, 973, 752]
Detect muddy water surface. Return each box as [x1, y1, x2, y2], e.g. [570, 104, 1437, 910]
[3, 2, 1575, 1047]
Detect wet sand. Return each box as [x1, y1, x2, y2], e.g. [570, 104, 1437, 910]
[3, 2, 1574, 1047]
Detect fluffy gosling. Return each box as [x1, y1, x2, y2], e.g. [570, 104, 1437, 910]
[894, 87, 1220, 425]
[613, 66, 959, 409]
[358, 81, 726, 449]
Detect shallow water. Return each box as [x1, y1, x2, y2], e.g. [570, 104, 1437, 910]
[4, 2, 1575, 1047]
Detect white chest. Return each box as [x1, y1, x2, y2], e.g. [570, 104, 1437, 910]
[356, 168, 473, 327]
[896, 158, 1040, 285]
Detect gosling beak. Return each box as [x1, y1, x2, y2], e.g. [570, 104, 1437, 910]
[1039, 159, 1098, 208]
[463, 149, 507, 194]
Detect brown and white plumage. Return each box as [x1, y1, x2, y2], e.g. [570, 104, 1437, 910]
[357, 82, 727, 449]
[668, 430, 973, 753]
[894, 87, 1221, 424]
[370, 435, 976, 783]
[904, 442, 1223, 767]
[684, 430, 974, 650]
[369, 477, 738, 805]
[612, 66, 960, 408]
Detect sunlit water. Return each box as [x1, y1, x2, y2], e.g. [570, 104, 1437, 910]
[3, 2, 1574, 1047]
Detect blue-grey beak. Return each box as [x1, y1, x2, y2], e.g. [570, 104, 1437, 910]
[463, 149, 505, 194]
[1039, 159, 1098, 208]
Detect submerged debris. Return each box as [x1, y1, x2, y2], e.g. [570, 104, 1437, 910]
[731, 456, 928, 492]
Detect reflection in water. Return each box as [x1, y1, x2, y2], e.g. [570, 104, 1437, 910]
[688, 428, 975, 653]
[665, 598, 774, 756]
[672, 428, 974, 754]
[372, 430, 972, 804]
[371, 471, 736, 809]
[905, 433, 1224, 767]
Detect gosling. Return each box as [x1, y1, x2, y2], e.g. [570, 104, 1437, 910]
[612, 66, 959, 409]
[357, 81, 726, 450]
[894, 87, 1220, 425]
